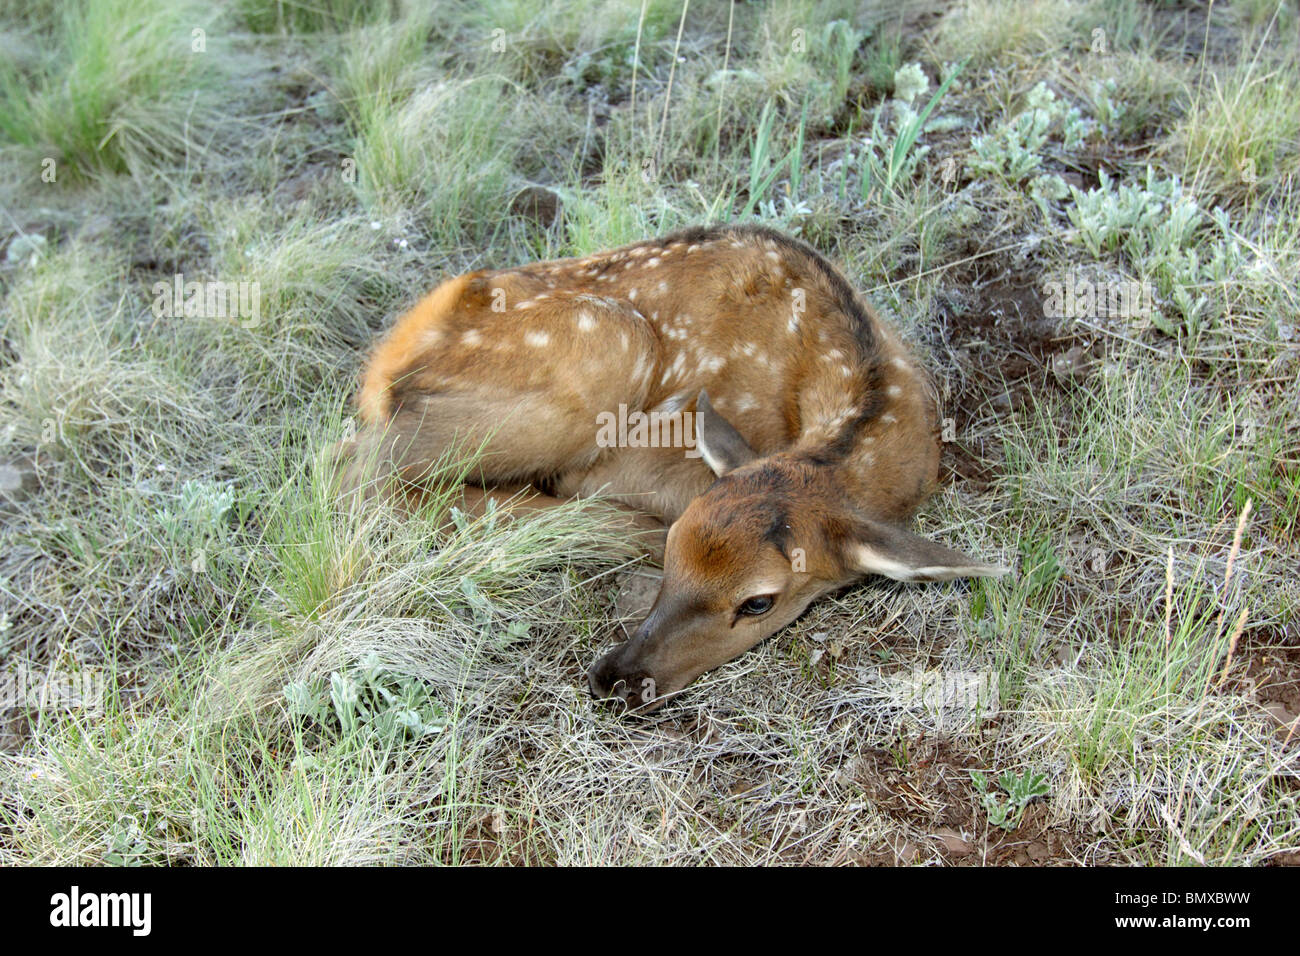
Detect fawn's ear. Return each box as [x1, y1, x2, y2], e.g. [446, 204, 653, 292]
[846, 519, 1009, 582]
[695, 390, 758, 477]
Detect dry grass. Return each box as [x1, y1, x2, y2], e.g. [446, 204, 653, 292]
[0, 0, 1296, 866]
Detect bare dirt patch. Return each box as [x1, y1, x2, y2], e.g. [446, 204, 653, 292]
[848, 735, 1096, 865]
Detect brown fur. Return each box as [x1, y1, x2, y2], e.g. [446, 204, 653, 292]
[340, 224, 1001, 711]
[348, 225, 937, 521]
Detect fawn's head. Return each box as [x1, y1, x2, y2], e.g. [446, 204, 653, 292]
[587, 392, 1005, 712]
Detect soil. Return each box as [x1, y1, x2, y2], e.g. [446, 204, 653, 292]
[933, 267, 1101, 491]
[848, 736, 1096, 866]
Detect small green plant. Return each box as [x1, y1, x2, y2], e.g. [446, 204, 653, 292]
[859, 59, 966, 196]
[1084, 77, 1127, 137]
[970, 769, 1050, 830]
[155, 479, 239, 573]
[156, 480, 236, 542]
[1066, 167, 1245, 333]
[284, 652, 449, 750]
[1020, 536, 1063, 599]
[739, 99, 809, 218]
[103, 817, 148, 866]
[967, 81, 1086, 185]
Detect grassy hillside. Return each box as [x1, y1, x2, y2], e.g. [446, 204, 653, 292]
[0, 0, 1296, 865]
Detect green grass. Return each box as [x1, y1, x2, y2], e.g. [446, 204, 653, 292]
[0, 0, 222, 180]
[234, 0, 401, 35]
[0, 0, 1296, 866]
[1175, 39, 1300, 206]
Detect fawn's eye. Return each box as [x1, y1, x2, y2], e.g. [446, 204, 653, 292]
[737, 595, 775, 617]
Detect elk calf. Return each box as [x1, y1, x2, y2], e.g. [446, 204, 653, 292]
[342, 224, 1004, 711]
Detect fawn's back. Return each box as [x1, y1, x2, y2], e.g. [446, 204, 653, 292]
[356, 224, 939, 523]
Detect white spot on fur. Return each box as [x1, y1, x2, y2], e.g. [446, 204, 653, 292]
[887, 385, 902, 397]
[524, 330, 550, 347]
[577, 312, 596, 332]
[461, 329, 482, 346]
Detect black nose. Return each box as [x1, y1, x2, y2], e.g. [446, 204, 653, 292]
[587, 658, 655, 711]
[586, 659, 612, 699]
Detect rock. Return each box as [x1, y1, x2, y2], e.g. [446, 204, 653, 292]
[510, 186, 563, 228]
[1050, 346, 1093, 386]
[1263, 702, 1298, 736]
[935, 827, 972, 856]
[5, 233, 47, 266]
[0, 459, 38, 502]
[895, 840, 920, 864]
